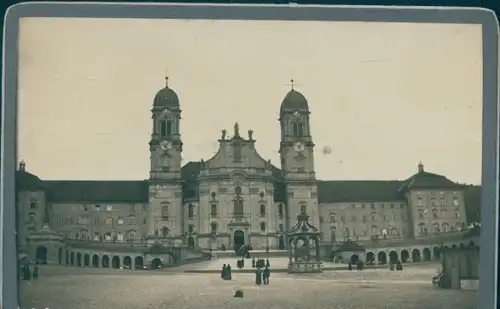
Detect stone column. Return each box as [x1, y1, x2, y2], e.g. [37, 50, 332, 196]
[131, 257, 136, 270]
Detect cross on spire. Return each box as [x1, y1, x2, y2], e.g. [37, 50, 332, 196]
[285, 78, 301, 90]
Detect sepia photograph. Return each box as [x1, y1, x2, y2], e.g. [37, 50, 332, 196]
[12, 10, 486, 309]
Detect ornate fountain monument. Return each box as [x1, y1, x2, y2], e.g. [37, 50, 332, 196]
[287, 210, 324, 273]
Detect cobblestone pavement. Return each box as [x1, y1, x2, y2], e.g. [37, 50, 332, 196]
[20, 266, 477, 309]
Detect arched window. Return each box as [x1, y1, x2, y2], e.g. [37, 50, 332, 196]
[166, 120, 173, 135]
[419, 223, 426, 233]
[233, 197, 243, 216]
[330, 227, 337, 242]
[344, 228, 350, 238]
[160, 120, 166, 136]
[442, 223, 448, 233]
[117, 232, 124, 241]
[433, 224, 440, 233]
[432, 209, 438, 219]
[418, 210, 424, 219]
[161, 227, 169, 237]
[210, 222, 217, 234]
[260, 222, 266, 232]
[126, 230, 136, 242]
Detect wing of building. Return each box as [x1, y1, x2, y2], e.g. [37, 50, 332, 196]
[15, 78, 481, 268]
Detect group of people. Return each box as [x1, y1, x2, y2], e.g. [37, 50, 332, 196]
[255, 266, 271, 285]
[221, 264, 232, 280]
[348, 259, 365, 271]
[20, 261, 39, 281]
[252, 258, 270, 268]
[389, 261, 404, 271]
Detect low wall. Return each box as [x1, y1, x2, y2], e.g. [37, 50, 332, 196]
[440, 247, 479, 289]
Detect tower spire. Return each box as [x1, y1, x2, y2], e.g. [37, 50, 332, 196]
[165, 76, 169, 88]
[290, 79, 295, 90]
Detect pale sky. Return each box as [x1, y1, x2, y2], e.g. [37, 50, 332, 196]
[17, 18, 483, 184]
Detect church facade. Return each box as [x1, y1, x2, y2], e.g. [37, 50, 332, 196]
[16, 78, 481, 266]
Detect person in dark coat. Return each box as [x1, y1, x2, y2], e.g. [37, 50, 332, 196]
[252, 258, 256, 268]
[33, 264, 39, 279]
[255, 267, 262, 285]
[348, 261, 352, 271]
[221, 264, 227, 279]
[263, 266, 270, 285]
[396, 260, 403, 271]
[23, 264, 31, 281]
[226, 265, 232, 280]
[266, 258, 270, 268]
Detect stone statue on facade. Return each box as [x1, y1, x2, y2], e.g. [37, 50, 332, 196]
[221, 129, 227, 140]
[248, 129, 253, 140]
[234, 122, 240, 137]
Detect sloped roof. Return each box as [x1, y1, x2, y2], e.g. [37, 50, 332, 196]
[398, 170, 462, 192]
[45, 181, 149, 203]
[317, 180, 404, 203]
[16, 170, 45, 192]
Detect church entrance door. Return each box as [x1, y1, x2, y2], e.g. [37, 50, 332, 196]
[233, 230, 245, 251]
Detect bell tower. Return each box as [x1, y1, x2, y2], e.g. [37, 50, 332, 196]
[147, 76, 184, 240]
[279, 80, 319, 229]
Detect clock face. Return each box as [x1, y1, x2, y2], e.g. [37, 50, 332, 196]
[160, 140, 172, 151]
[162, 108, 170, 116]
[293, 111, 300, 118]
[294, 142, 305, 152]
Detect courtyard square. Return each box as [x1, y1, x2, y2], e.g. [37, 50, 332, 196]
[20, 265, 476, 309]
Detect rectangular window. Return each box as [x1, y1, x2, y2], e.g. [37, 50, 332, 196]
[188, 204, 195, 219]
[260, 204, 266, 217]
[300, 205, 306, 213]
[330, 215, 335, 222]
[211, 204, 218, 216]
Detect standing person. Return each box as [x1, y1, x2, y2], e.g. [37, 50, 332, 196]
[348, 261, 352, 271]
[255, 267, 262, 285]
[266, 258, 270, 268]
[221, 264, 227, 279]
[263, 266, 270, 285]
[23, 263, 31, 281]
[226, 264, 232, 280]
[33, 263, 39, 280]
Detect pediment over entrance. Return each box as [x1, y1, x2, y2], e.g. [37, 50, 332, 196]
[200, 123, 273, 177]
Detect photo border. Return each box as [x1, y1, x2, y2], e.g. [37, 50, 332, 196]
[2, 3, 498, 309]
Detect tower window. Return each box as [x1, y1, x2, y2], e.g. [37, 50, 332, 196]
[160, 120, 166, 136]
[292, 122, 304, 137]
[166, 120, 173, 135]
